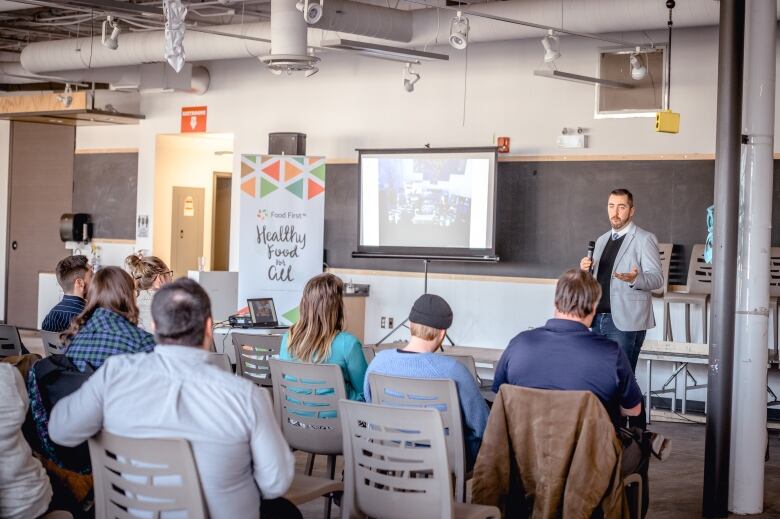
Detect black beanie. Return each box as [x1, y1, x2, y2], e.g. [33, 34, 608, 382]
[408, 294, 453, 330]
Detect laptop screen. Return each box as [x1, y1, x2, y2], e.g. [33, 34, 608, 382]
[247, 298, 278, 326]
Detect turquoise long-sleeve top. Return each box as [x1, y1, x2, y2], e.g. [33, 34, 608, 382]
[279, 331, 367, 401]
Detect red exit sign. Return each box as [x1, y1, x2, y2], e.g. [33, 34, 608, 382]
[181, 106, 207, 133]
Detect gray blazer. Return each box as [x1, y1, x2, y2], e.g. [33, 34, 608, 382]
[592, 223, 663, 332]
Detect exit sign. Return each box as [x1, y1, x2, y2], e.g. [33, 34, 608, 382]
[181, 106, 207, 133]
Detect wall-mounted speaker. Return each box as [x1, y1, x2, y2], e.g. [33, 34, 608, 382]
[60, 213, 93, 242]
[269, 132, 306, 156]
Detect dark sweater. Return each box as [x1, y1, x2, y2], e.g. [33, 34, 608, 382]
[595, 234, 625, 314]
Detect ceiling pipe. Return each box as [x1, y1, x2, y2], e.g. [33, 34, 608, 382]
[19, 0, 777, 75]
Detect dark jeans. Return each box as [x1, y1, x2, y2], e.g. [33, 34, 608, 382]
[592, 313, 647, 373]
[261, 497, 303, 519]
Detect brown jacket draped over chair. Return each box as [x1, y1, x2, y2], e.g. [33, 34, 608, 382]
[472, 385, 627, 518]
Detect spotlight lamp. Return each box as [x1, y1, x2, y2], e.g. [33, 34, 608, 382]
[403, 62, 420, 93]
[629, 47, 647, 80]
[101, 16, 121, 50]
[57, 84, 73, 107]
[541, 29, 560, 63]
[449, 11, 470, 50]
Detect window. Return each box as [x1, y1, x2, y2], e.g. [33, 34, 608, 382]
[596, 46, 666, 118]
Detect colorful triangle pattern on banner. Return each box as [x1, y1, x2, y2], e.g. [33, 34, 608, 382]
[241, 178, 256, 197]
[292, 157, 306, 166]
[241, 161, 254, 177]
[260, 178, 278, 198]
[286, 178, 304, 199]
[284, 160, 303, 182]
[282, 306, 300, 324]
[245, 155, 257, 164]
[307, 178, 325, 199]
[262, 160, 281, 182]
[310, 164, 326, 183]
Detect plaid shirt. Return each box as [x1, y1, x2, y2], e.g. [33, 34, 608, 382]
[65, 307, 155, 372]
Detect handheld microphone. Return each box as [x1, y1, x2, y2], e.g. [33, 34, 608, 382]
[586, 241, 595, 274]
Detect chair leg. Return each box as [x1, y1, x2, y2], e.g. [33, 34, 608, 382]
[305, 453, 315, 476]
[663, 302, 673, 342]
[326, 455, 336, 479]
[702, 302, 708, 344]
[324, 456, 337, 519]
[684, 303, 691, 343]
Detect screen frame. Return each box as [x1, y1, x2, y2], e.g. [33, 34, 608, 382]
[355, 146, 499, 261]
[247, 298, 278, 325]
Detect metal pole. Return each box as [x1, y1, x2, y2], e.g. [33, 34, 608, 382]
[730, 0, 775, 512]
[703, 0, 744, 516]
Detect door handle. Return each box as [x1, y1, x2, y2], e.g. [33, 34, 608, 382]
[11, 241, 17, 250]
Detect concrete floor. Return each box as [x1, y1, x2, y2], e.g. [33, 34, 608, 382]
[296, 421, 780, 518]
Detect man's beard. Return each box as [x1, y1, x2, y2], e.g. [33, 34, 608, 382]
[610, 217, 627, 230]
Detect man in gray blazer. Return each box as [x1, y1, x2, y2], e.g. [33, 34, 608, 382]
[580, 189, 663, 372]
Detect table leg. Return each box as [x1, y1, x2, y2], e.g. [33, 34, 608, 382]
[645, 358, 652, 424]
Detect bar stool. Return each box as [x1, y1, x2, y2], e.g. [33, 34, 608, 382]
[654, 243, 673, 299]
[663, 244, 712, 344]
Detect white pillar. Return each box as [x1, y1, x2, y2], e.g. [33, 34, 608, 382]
[730, 0, 775, 513]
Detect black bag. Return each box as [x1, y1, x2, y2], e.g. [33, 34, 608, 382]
[28, 354, 95, 473]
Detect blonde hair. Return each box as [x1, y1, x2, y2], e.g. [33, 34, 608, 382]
[125, 254, 170, 292]
[287, 273, 344, 363]
[409, 322, 441, 341]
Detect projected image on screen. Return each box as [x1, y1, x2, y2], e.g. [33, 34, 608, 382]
[360, 150, 496, 253]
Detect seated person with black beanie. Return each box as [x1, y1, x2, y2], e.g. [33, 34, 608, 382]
[364, 294, 489, 468]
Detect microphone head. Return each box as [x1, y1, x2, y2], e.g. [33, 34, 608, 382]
[587, 241, 595, 252]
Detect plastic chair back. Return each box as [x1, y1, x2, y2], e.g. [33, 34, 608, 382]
[88, 431, 207, 519]
[40, 330, 65, 357]
[654, 243, 673, 296]
[0, 325, 22, 357]
[685, 244, 713, 294]
[231, 333, 282, 386]
[339, 400, 453, 519]
[367, 373, 467, 502]
[268, 358, 345, 455]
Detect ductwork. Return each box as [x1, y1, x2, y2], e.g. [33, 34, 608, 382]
[0, 61, 210, 95]
[19, 0, 780, 75]
[312, 0, 412, 42]
[259, 0, 319, 73]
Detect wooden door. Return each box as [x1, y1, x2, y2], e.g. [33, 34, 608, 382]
[170, 186, 205, 277]
[212, 173, 231, 272]
[6, 122, 74, 329]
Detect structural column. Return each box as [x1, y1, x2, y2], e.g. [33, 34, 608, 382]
[729, 0, 776, 513]
[703, 0, 744, 516]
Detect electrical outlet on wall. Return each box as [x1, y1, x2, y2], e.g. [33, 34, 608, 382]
[380, 316, 386, 328]
[388, 317, 394, 328]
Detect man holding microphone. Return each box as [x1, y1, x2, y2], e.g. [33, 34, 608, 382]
[580, 189, 663, 372]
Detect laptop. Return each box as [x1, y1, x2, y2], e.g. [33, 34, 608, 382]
[247, 298, 288, 329]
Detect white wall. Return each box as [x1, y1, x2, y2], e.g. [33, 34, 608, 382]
[152, 133, 233, 269]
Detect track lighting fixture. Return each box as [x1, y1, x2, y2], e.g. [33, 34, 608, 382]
[101, 16, 121, 50]
[629, 47, 647, 80]
[403, 63, 420, 93]
[541, 29, 560, 63]
[449, 11, 470, 50]
[57, 84, 73, 107]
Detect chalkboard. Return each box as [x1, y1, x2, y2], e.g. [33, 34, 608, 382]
[73, 152, 138, 240]
[325, 160, 780, 282]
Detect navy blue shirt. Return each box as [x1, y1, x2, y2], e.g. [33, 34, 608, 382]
[492, 318, 642, 426]
[41, 295, 86, 333]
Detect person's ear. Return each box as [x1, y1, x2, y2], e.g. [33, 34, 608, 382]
[150, 319, 157, 333]
[203, 317, 213, 350]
